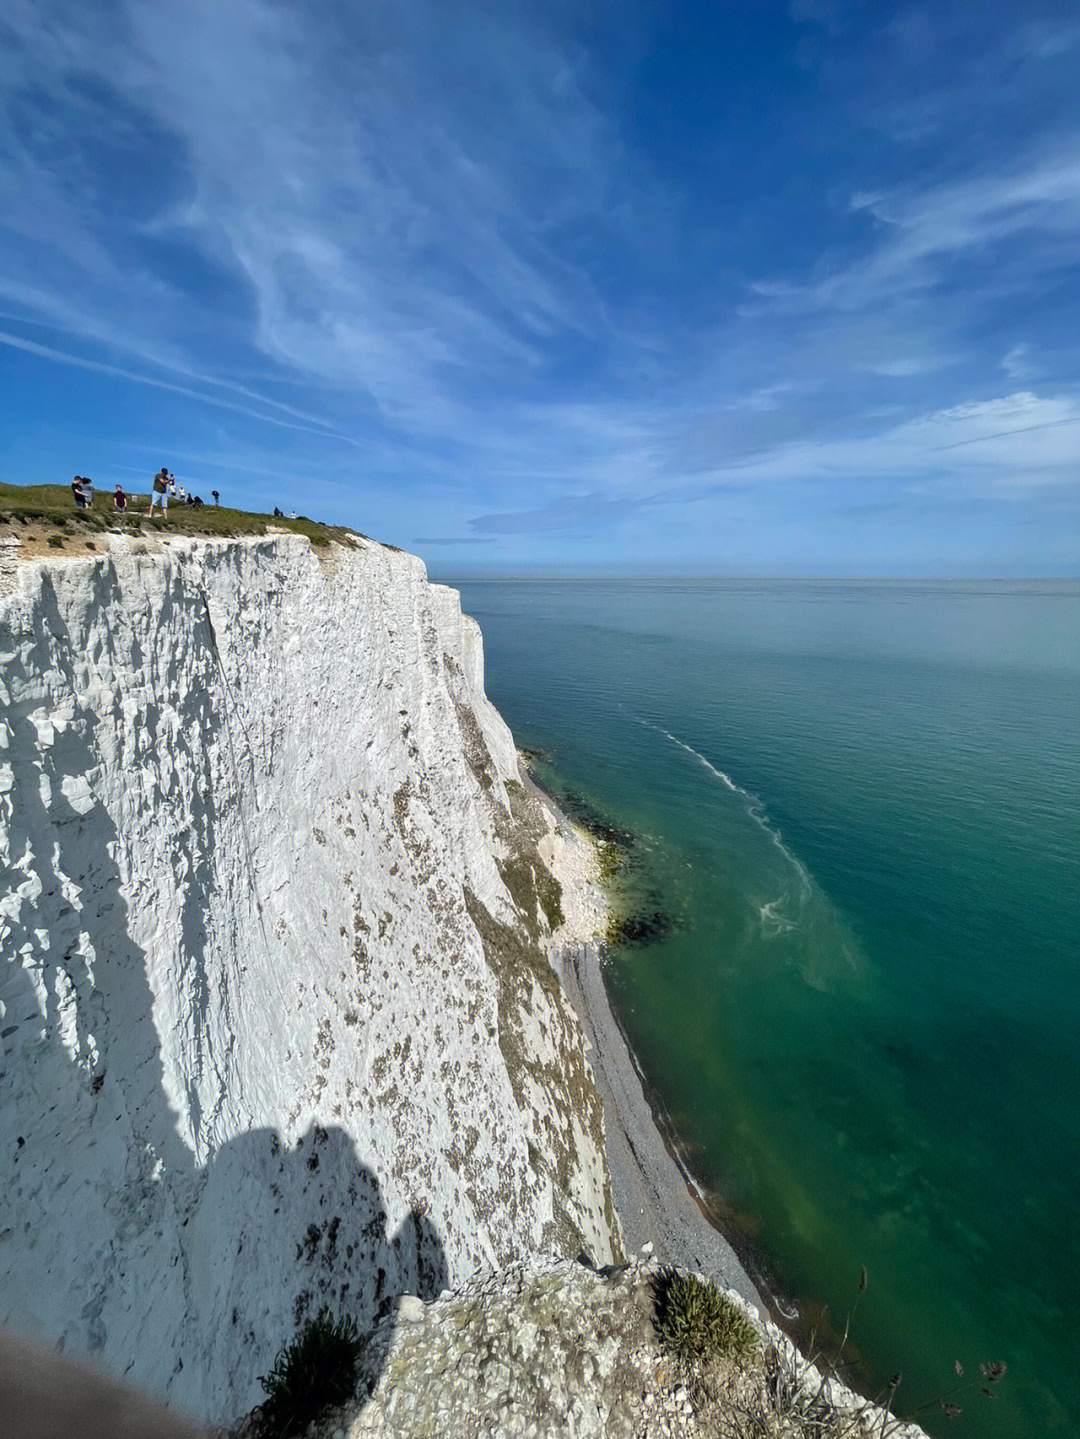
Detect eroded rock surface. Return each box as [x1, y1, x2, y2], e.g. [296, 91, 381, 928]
[308, 1258, 930, 1439]
[0, 533, 619, 1424]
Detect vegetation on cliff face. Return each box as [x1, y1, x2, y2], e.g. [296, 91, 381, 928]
[253, 1309, 362, 1439]
[260, 1258, 937, 1439]
[654, 1269, 759, 1367]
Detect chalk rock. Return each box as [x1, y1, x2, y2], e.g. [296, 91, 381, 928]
[0, 533, 619, 1424]
[324, 1258, 933, 1439]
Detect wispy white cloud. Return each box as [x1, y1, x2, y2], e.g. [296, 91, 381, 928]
[748, 148, 1080, 316]
[710, 391, 1080, 492]
[0, 329, 356, 442]
[1000, 343, 1038, 381]
[0, 0, 645, 442]
[866, 355, 962, 378]
[471, 493, 639, 534]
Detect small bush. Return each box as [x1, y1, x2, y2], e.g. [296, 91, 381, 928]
[255, 1308, 362, 1439]
[655, 1270, 758, 1367]
[47, 534, 65, 548]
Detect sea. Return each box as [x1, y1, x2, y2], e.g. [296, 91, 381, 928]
[448, 576, 1080, 1439]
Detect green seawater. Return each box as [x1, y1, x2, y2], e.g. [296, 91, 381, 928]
[449, 577, 1080, 1439]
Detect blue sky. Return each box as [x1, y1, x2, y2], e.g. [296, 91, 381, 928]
[1, 0, 1078, 574]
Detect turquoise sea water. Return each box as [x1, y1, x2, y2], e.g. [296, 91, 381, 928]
[450, 577, 1080, 1439]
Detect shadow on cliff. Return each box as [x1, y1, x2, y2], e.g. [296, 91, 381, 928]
[179, 1123, 449, 1426]
[0, 573, 448, 1426]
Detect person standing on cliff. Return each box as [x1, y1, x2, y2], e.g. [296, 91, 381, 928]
[150, 467, 169, 520]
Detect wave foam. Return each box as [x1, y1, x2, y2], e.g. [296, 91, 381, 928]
[641, 720, 813, 937]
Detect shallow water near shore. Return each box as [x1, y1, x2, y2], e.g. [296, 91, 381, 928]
[450, 576, 1080, 1439]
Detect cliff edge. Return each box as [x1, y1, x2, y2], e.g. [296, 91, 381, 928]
[0, 531, 619, 1424]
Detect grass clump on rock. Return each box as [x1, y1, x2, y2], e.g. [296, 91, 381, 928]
[254, 1308, 363, 1438]
[655, 1269, 758, 1367]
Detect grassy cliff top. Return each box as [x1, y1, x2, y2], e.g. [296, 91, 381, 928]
[0, 480, 364, 550]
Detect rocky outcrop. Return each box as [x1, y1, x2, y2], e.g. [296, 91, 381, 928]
[298, 1257, 930, 1439]
[0, 532, 619, 1424]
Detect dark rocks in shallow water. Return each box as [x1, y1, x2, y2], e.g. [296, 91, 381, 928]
[556, 789, 636, 849]
[606, 906, 675, 948]
[519, 766, 672, 947]
[520, 745, 555, 766]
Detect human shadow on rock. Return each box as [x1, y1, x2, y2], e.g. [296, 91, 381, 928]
[1, 593, 448, 1425]
[195, 1123, 449, 1423]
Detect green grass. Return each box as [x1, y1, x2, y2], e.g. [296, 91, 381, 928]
[654, 1270, 759, 1367]
[0, 480, 369, 549]
[255, 1309, 363, 1439]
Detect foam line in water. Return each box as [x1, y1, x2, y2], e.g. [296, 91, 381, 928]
[640, 719, 813, 932]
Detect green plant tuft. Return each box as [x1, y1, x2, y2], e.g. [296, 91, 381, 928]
[47, 534, 65, 547]
[255, 1308, 362, 1438]
[655, 1270, 758, 1367]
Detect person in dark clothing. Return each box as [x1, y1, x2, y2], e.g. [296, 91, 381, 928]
[71, 477, 87, 508]
[211, 490, 219, 505]
[113, 485, 127, 511]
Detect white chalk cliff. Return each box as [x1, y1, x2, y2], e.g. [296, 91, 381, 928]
[0, 532, 619, 1424]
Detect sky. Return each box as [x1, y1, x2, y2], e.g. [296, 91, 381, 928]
[1, 0, 1079, 575]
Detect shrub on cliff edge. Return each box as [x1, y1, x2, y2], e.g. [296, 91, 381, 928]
[254, 1308, 362, 1438]
[655, 1269, 759, 1367]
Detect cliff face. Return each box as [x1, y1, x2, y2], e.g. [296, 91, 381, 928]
[0, 533, 619, 1423]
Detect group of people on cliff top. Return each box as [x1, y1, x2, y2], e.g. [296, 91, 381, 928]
[150, 467, 215, 516]
[71, 468, 220, 517]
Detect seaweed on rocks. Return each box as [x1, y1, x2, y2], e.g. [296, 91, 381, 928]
[556, 789, 636, 850]
[605, 904, 676, 949]
[519, 745, 555, 767]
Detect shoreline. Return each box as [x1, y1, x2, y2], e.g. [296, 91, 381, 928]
[557, 939, 765, 1313]
[522, 761, 768, 1315]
